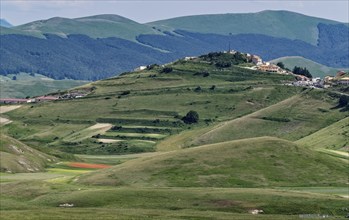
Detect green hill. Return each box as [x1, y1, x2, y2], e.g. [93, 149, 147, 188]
[270, 56, 346, 78]
[149, 10, 340, 45]
[78, 137, 348, 187]
[0, 134, 55, 173]
[2, 54, 303, 155]
[11, 14, 162, 41]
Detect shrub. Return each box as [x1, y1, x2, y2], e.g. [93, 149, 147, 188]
[182, 110, 199, 124]
[120, 91, 130, 96]
[194, 86, 202, 92]
[161, 67, 173, 73]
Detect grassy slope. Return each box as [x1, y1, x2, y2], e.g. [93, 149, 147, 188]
[270, 56, 346, 78]
[0, 73, 88, 98]
[149, 10, 340, 45]
[0, 26, 44, 38]
[8, 15, 161, 41]
[187, 90, 348, 147]
[0, 134, 55, 173]
[1, 182, 347, 219]
[2, 60, 301, 155]
[296, 117, 349, 151]
[78, 137, 348, 187]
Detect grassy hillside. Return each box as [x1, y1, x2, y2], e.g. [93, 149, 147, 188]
[2, 56, 348, 155]
[0, 134, 55, 173]
[78, 137, 348, 187]
[1, 181, 347, 219]
[11, 15, 162, 41]
[162, 90, 348, 148]
[2, 56, 303, 155]
[296, 117, 349, 151]
[149, 10, 340, 45]
[0, 73, 88, 98]
[270, 56, 346, 78]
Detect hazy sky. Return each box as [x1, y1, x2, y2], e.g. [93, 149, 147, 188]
[1, 0, 348, 26]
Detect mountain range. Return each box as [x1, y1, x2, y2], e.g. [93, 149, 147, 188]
[1, 10, 348, 80]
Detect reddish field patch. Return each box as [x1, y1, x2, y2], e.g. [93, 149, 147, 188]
[67, 162, 112, 169]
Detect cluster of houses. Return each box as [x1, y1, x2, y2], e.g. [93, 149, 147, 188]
[248, 55, 289, 74]
[224, 50, 289, 74]
[287, 71, 349, 89]
[288, 77, 323, 88]
[324, 71, 349, 86]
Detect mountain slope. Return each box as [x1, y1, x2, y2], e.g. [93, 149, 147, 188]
[270, 56, 345, 78]
[0, 11, 348, 80]
[12, 15, 162, 41]
[148, 10, 340, 45]
[78, 137, 348, 187]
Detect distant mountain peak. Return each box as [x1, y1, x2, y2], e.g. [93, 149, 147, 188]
[75, 14, 138, 24]
[0, 19, 13, 28]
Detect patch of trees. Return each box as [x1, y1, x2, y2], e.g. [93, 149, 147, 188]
[194, 71, 210, 77]
[338, 95, 349, 107]
[261, 116, 291, 122]
[182, 110, 199, 124]
[292, 66, 312, 78]
[200, 52, 248, 68]
[120, 91, 131, 96]
[161, 67, 173, 73]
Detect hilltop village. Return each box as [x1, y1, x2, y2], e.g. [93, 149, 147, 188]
[1, 50, 348, 104]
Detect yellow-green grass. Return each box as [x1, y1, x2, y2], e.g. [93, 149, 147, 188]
[63, 123, 112, 142]
[0, 209, 303, 220]
[278, 187, 349, 198]
[296, 117, 349, 151]
[103, 131, 167, 139]
[0, 134, 56, 173]
[76, 154, 149, 165]
[1, 182, 347, 218]
[78, 137, 348, 187]
[0, 172, 66, 183]
[190, 91, 348, 146]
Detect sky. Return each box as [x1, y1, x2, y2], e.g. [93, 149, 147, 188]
[1, 0, 348, 26]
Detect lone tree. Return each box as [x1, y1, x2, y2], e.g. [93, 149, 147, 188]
[182, 110, 199, 124]
[276, 62, 285, 69]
